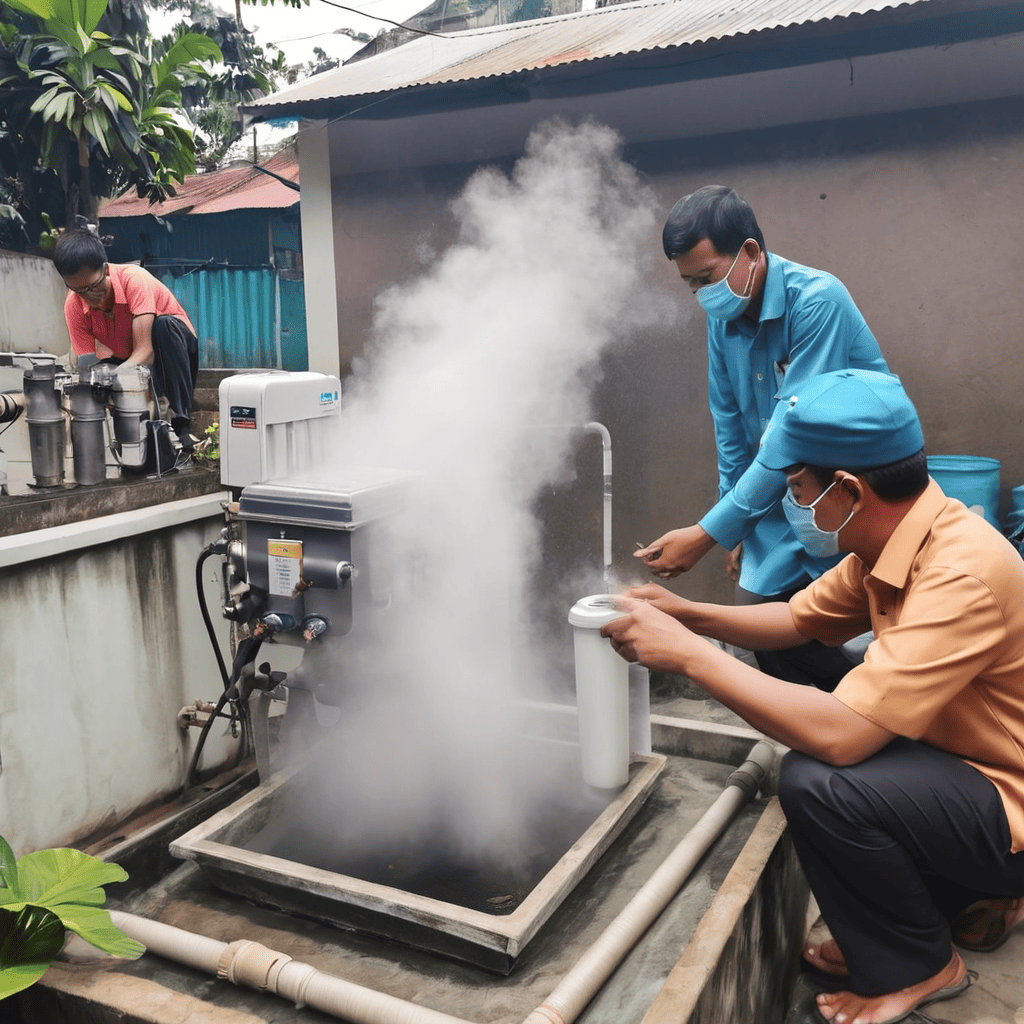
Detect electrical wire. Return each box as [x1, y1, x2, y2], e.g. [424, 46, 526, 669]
[314, 0, 447, 36]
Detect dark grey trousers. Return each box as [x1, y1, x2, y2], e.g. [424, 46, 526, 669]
[779, 737, 1024, 994]
[150, 315, 199, 446]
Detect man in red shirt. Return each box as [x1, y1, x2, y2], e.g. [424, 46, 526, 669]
[53, 230, 199, 450]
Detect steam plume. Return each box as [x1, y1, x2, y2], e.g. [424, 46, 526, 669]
[298, 119, 675, 869]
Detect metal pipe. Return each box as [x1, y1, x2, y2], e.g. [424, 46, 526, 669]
[23, 364, 65, 487]
[69, 380, 108, 485]
[0, 391, 24, 423]
[108, 740, 776, 1024]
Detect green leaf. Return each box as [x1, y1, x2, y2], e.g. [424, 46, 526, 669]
[83, 107, 111, 155]
[2, 0, 57, 23]
[155, 33, 222, 86]
[38, 20, 79, 50]
[46, 905, 143, 959]
[12, 848, 127, 910]
[0, 905, 65, 1000]
[0, 837, 18, 896]
[98, 81, 132, 112]
[49, 0, 108, 37]
[28, 84, 61, 114]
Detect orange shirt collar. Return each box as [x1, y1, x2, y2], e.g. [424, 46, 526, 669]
[869, 479, 948, 590]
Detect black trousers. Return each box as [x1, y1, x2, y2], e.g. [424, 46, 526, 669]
[778, 737, 1024, 994]
[736, 581, 854, 692]
[150, 315, 199, 445]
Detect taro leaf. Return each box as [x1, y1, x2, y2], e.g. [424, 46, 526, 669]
[0, 837, 17, 895]
[0, 848, 143, 959]
[45, 905, 143, 960]
[7, 847, 127, 906]
[0, 905, 65, 1000]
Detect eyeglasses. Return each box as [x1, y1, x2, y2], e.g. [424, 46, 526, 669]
[68, 265, 108, 295]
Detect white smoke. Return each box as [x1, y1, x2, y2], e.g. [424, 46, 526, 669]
[297, 119, 675, 872]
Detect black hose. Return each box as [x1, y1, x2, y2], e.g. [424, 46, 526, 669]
[183, 634, 265, 793]
[196, 545, 232, 695]
[187, 542, 263, 793]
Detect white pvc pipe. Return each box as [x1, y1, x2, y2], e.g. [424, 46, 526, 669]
[108, 912, 476, 1024]
[108, 740, 776, 1024]
[522, 739, 776, 1024]
[582, 422, 612, 582]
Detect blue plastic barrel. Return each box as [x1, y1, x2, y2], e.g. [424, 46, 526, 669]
[927, 455, 1001, 527]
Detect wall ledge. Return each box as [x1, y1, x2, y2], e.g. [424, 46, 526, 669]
[0, 487, 230, 568]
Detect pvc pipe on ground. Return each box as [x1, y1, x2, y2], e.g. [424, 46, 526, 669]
[109, 739, 776, 1024]
[108, 911, 476, 1024]
[522, 739, 776, 1024]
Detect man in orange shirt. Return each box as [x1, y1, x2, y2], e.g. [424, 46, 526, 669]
[604, 369, 1024, 1023]
[53, 230, 199, 451]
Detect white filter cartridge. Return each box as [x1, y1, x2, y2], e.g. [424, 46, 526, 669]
[628, 662, 652, 756]
[568, 594, 630, 789]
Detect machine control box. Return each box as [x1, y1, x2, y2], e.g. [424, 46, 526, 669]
[236, 467, 419, 530]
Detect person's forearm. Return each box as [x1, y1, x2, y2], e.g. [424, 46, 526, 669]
[679, 600, 806, 651]
[121, 348, 154, 367]
[673, 640, 881, 763]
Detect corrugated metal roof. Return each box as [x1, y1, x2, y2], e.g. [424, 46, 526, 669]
[100, 149, 299, 218]
[245, 0, 928, 111]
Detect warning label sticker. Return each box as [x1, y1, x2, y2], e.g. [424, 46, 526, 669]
[268, 540, 302, 597]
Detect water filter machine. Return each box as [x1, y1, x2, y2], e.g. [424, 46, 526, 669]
[568, 594, 651, 789]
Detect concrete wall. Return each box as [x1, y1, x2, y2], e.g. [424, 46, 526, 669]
[0, 249, 69, 356]
[324, 93, 1024, 606]
[0, 497, 236, 855]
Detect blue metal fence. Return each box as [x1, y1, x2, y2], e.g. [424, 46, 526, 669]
[156, 268, 308, 371]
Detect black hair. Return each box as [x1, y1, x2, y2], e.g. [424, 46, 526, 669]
[802, 449, 929, 502]
[53, 230, 107, 277]
[662, 185, 766, 260]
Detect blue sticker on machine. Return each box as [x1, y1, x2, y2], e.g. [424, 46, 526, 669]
[230, 405, 257, 429]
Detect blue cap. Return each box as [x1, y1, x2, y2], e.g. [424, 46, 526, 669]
[758, 369, 924, 471]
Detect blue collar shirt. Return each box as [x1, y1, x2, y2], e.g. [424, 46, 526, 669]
[698, 253, 889, 596]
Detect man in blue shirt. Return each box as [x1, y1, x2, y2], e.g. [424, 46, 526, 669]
[635, 186, 889, 690]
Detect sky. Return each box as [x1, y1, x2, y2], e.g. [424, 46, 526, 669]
[175, 0, 431, 68]
[150, 0, 431, 160]
[251, 0, 430, 65]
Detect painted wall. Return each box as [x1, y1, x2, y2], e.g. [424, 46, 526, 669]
[0, 501, 237, 855]
[0, 250, 68, 356]
[324, 92, 1024, 606]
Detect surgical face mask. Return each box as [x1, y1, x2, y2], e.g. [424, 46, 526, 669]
[697, 246, 758, 321]
[783, 480, 856, 558]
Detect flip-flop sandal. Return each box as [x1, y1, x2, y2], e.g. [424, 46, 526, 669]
[952, 896, 1024, 953]
[814, 966, 976, 1024]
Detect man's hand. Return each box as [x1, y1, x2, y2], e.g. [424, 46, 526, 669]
[601, 597, 696, 673]
[725, 542, 743, 583]
[624, 583, 691, 621]
[634, 525, 717, 578]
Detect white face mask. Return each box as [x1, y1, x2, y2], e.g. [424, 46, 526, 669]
[782, 480, 856, 558]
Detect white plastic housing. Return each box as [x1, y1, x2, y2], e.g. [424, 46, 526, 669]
[568, 594, 630, 789]
[219, 370, 342, 489]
